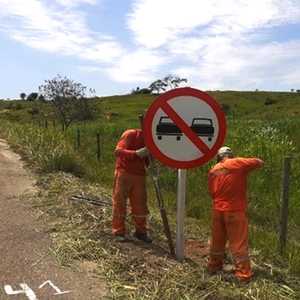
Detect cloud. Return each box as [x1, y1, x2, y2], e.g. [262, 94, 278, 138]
[54, 0, 99, 8]
[125, 0, 300, 90]
[127, 0, 300, 48]
[77, 66, 102, 73]
[79, 40, 125, 63]
[0, 0, 129, 68]
[0, 0, 91, 53]
[1, 0, 300, 94]
[0, 0, 168, 85]
[174, 39, 300, 91]
[106, 49, 168, 82]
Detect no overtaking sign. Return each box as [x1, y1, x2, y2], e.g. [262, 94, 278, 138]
[143, 87, 226, 169]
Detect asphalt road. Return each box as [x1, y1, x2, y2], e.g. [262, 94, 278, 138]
[0, 139, 108, 300]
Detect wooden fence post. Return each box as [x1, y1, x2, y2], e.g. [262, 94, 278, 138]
[279, 156, 291, 251]
[77, 129, 80, 148]
[97, 134, 100, 160]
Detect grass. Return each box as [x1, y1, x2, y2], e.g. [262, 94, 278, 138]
[1, 91, 300, 299]
[21, 171, 300, 299]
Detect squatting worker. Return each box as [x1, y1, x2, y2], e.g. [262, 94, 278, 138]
[112, 128, 152, 243]
[207, 147, 264, 283]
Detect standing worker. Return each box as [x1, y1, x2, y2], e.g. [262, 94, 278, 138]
[112, 128, 153, 243]
[207, 146, 264, 283]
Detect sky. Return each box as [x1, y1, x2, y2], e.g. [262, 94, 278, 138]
[1, 0, 300, 100]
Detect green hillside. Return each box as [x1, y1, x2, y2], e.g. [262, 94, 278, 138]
[81, 91, 300, 122]
[0, 90, 300, 299]
[1, 90, 300, 124]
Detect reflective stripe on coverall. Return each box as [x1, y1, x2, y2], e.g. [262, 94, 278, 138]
[112, 171, 148, 235]
[208, 209, 251, 282]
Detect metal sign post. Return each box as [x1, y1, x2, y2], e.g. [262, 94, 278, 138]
[176, 169, 187, 261]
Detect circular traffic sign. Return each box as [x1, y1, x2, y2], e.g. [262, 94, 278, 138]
[143, 87, 226, 169]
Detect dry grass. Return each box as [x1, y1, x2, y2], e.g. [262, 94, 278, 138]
[18, 171, 300, 299]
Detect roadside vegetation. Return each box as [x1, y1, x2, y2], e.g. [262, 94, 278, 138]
[0, 90, 300, 299]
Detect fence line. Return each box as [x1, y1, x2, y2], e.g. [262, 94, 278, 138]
[32, 122, 102, 160]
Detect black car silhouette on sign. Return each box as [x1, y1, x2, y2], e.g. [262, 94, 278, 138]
[156, 117, 214, 141]
[156, 117, 183, 141]
[190, 118, 214, 141]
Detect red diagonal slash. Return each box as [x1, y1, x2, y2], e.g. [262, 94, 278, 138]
[161, 101, 211, 156]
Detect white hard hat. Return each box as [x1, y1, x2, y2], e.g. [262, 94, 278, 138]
[217, 147, 233, 157]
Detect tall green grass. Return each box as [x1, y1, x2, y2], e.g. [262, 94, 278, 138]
[1, 94, 300, 279]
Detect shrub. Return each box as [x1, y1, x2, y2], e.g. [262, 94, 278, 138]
[265, 98, 277, 105]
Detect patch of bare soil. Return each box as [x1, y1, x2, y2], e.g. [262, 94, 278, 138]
[106, 232, 211, 270]
[184, 238, 210, 265]
[102, 230, 238, 287]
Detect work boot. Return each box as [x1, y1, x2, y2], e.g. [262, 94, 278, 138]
[206, 266, 223, 275]
[237, 277, 250, 284]
[133, 232, 152, 243]
[115, 234, 128, 242]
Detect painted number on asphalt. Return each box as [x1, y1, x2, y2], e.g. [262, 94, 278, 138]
[4, 280, 70, 299]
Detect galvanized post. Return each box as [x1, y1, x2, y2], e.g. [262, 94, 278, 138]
[176, 169, 186, 261]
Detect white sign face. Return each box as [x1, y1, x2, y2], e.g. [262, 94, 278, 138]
[144, 87, 226, 169]
[151, 96, 218, 161]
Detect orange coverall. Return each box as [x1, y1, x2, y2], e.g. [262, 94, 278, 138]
[207, 157, 263, 283]
[112, 129, 149, 235]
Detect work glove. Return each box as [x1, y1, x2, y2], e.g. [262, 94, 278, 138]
[136, 147, 150, 157]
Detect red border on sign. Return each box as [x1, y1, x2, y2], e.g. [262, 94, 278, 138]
[143, 87, 226, 169]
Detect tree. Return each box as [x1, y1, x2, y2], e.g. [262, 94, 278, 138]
[148, 79, 168, 94]
[163, 74, 187, 90]
[131, 87, 152, 94]
[131, 86, 140, 94]
[148, 74, 188, 94]
[27, 92, 38, 101]
[27, 107, 39, 118]
[39, 74, 94, 130]
[38, 94, 46, 102]
[20, 93, 26, 100]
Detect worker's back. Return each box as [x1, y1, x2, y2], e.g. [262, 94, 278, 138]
[208, 157, 262, 211]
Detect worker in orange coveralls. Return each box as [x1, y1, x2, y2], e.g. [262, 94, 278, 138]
[207, 146, 264, 283]
[112, 129, 153, 243]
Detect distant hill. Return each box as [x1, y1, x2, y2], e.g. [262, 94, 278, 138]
[1, 90, 299, 124]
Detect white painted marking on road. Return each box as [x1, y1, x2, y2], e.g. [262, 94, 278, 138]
[39, 280, 70, 295]
[4, 284, 37, 299]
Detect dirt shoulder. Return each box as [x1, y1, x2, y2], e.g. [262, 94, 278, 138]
[0, 139, 108, 300]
